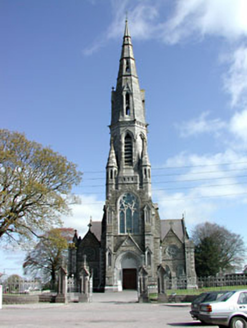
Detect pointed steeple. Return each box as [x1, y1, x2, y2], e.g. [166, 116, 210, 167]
[117, 19, 137, 79]
[107, 138, 117, 167]
[124, 18, 130, 37]
[118, 20, 137, 80]
[107, 19, 151, 199]
[106, 138, 118, 199]
[141, 138, 151, 166]
[111, 20, 146, 126]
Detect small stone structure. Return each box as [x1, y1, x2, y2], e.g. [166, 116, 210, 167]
[157, 265, 168, 302]
[138, 266, 149, 303]
[55, 267, 67, 303]
[78, 255, 91, 303]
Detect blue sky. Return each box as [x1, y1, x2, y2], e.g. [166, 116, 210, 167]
[1, 0, 247, 277]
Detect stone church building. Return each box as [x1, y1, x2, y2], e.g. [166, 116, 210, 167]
[68, 20, 197, 292]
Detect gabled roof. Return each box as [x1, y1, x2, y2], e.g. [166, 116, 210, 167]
[160, 219, 188, 243]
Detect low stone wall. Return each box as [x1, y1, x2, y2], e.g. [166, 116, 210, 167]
[3, 294, 39, 304]
[39, 293, 57, 303]
[168, 294, 196, 303]
[3, 292, 197, 304]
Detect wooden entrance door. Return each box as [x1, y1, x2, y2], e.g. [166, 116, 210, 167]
[122, 269, 137, 290]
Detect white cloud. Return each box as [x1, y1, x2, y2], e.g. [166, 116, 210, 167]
[230, 109, 247, 143]
[155, 190, 217, 226]
[61, 194, 104, 238]
[153, 149, 247, 227]
[175, 107, 247, 150]
[177, 111, 226, 137]
[101, 0, 247, 43]
[223, 46, 247, 107]
[161, 0, 247, 44]
[108, 0, 159, 40]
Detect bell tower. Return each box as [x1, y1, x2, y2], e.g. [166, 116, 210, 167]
[104, 20, 160, 291]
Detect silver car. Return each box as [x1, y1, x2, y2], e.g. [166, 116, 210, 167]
[198, 290, 247, 328]
[190, 291, 228, 322]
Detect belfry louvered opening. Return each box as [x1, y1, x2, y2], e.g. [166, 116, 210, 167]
[124, 134, 133, 166]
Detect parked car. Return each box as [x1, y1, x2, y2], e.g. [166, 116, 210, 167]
[198, 289, 247, 328]
[190, 291, 229, 322]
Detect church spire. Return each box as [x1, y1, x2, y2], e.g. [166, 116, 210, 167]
[107, 20, 151, 199]
[117, 19, 138, 83]
[111, 20, 146, 126]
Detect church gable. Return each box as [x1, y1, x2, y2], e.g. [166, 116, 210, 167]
[160, 219, 186, 243]
[116, 235, 142, 254]
[80, 230, 100, 247]
[77, 230, 101, 263]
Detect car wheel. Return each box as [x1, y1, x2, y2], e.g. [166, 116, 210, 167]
[230, 317, 246, 328]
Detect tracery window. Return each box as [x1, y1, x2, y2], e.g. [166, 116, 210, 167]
[119, 193, 139, 234]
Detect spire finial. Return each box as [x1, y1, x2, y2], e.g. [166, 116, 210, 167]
[124, 15, 130, 38]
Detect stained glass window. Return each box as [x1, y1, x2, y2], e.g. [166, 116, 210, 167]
[118, 193, 139, 234]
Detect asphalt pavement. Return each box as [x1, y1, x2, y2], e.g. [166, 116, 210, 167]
[0, 291, 217, 328]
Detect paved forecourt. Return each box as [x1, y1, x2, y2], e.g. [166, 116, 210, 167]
[0, 291, 217, 328]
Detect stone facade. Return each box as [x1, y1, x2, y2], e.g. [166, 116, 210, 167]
[68, 20, 197, 292]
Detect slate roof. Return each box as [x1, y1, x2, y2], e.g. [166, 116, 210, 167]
[160, 219, 186, 242]
[87, 219, 187, 243]
[91, 221, 102, 241]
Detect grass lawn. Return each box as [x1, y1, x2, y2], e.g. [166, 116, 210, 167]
[149, 285, 247, 300]
[166, 285, 247, 295]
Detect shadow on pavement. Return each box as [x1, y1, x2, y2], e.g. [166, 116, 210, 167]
[168, 323, 211, 327]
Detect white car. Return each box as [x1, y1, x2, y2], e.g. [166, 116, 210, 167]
[198, 290, 247, 328]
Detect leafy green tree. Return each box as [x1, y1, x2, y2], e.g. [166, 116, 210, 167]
[192, 222, 246, 277]
[0, 129, 82, 245]
[23, 228, 74, 289]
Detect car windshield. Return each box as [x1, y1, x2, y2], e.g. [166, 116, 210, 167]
[217, 291, 236, 302]
[204, 291, 228, 302]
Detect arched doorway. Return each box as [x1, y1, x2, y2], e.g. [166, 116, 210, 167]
[121, 252, 140, 290]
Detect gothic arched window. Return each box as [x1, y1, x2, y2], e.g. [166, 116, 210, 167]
[119, 193, 139, 234]
[124, 134, 132, 166]
[144, 205, 151, 223]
